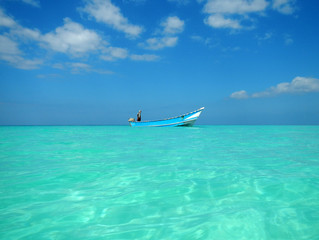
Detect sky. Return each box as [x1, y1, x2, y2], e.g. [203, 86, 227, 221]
[0, 0, 319, 125]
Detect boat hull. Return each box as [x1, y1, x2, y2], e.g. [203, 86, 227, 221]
[129, 107, 204, 127]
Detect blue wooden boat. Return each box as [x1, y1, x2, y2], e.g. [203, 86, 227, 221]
[128, 107, 204, 127]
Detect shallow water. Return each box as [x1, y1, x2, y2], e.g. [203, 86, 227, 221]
[1, 125, 319, 239]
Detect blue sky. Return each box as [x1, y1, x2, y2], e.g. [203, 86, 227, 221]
[0, 0, 318, 125]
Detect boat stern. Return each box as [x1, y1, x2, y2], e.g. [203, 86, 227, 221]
[128, 118, 135, 126]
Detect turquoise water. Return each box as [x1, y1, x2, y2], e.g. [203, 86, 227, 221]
[1, 126, 319, 239]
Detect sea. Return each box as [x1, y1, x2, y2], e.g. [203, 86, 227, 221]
[0, 125, 319, 240]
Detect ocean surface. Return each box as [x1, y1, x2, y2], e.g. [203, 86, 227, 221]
[1, 125, 319, 240]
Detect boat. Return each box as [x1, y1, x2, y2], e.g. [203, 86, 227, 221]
[128, 107, 205, 127]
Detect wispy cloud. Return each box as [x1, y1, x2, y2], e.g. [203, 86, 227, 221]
[68, 62, 114, 74]
[130, 54, 160, 61]
[0, 11, 43, 70]
[0, 8, 17, 27]
[230, 77, 319, 99]
[0, 36, 42, 69]
[80, 0, 143, 38]
[141, 16, 184, 50]
[21, 0, 40, 8]
[256, 32, 273, 41]
[204, 14, 242, 29]
[191, 35, 216, 48]
[203, 0, 268, 15]
[100, 47, 128, 61]
[0, 9, 44, 69]
[167, 0, 190, 5]
[255, 32, 273, 45]
[201, 0, 296, 30]
[272, 0, 296, 15]
[202, 0, 268, 29]
[100, 46, 160, 62]
[230, 90, 249, 99]
[0, 35, 21, 56]
[53, 62, 114, 74]
[283, 34, 293, 45]
[141, 37, 178, 50]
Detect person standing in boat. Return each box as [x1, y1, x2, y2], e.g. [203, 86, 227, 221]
[137, 110, 142, 121]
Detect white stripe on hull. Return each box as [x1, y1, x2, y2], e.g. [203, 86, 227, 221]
[130, 118, 197, 127]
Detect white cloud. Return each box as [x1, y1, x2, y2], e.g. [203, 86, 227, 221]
[0, 35, 21, 56]
[204, 14, 241, 29]
[141, 37, 178, 50]
[272, 0, 296, 15]
[230, 77, 319, 99]
[81, 0, 143, 38]
[125, 0, 146, 3]
[41, 19, 133, 62]
[12, 27, 41, 41]
[0, 34, 42, 69]
[256, 32, 273, 41]
[0, 9, 105, 68]
[13, 58, 43, 69]
[101, 47, 128, 61]
[230, 90, 249, 99]
[68, 62, 93, 74]
[70, 62, 91, 70]
[141, 16, 183, 50]
[255, 77, 319, 97]
[53, 62, 114, 74]
[0, 8, 17, 28]
[161, 16, 185, 34]
[0, 7, 157, 70]
[52, 63, 64, 69]
[0, 9, 110, 69]
[202, 0, 269, 29]
[42, 18, 104, 56]
[202, 0, 298, 29]
[0, 8, 41, 40]
[203, 0, 268, 14]
[130, 54, 160, 61]
[21, 0, 40, 8]
[167, 0, 190, 5]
